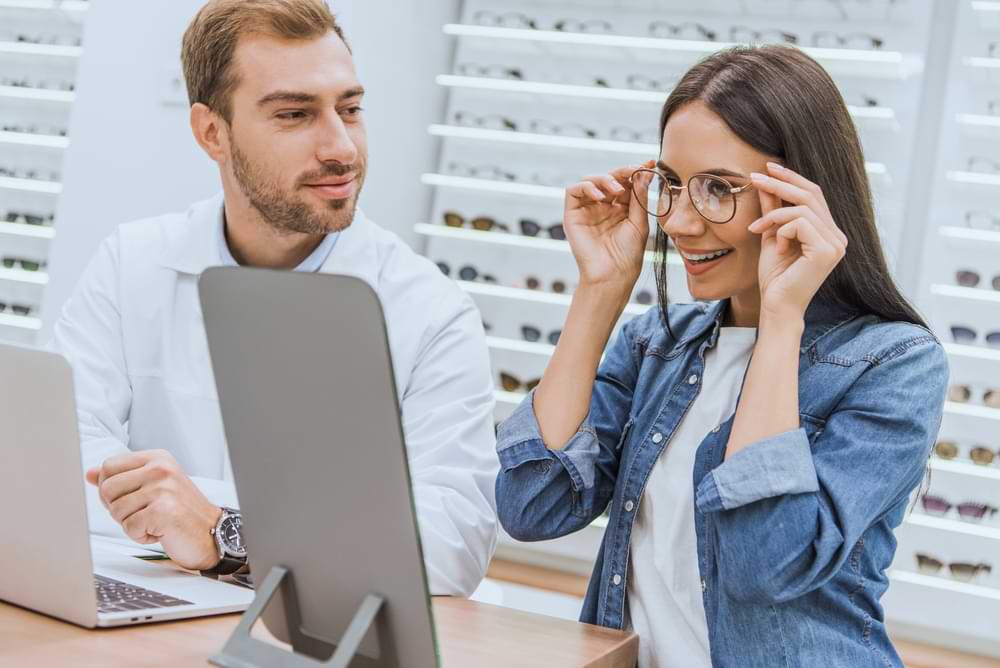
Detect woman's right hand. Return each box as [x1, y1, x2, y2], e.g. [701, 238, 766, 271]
[563, 161, 654, 290]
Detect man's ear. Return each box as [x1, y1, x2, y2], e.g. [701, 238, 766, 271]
[190, 102, 229, 165]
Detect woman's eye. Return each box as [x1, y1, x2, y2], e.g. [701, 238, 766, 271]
[707, 181, 730, 198]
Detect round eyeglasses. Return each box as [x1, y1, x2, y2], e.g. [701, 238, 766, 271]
[629, 168, 755, 224]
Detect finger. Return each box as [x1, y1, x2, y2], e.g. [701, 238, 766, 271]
[765, 162, 844, 242]
[100, 452, 152, 483]
[100, 466, 150, 506]
[85, 467, 100, 486]
[750, 205, 839, 250]
[108, 487, 153, 525]
[751, 172, 816, 210]
[566, 180, 608, 204]
[776, 218, 842, 263]
[582, 174, 629, 205]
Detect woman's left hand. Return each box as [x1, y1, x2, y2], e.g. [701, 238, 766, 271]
[748, 162, 848, 323]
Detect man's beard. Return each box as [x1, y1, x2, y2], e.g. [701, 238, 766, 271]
[229, 138, 363, 235]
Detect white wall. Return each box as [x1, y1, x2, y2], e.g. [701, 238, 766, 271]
[40, 0, 459, 340]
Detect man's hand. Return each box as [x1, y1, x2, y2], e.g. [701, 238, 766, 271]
[86, 450, 222, 571]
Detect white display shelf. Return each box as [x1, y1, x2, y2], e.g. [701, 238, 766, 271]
[437, 74, 666, 103]
[0, 41, 82, 58]
[906, 513, 1000, 541]
[964, 56, 1000, 70]
[487, 335, 557, 357]
[889, 569, 1000, 602]
[972, 0, 1000, 11]
[443, 24, 917, 79]
[0, 222, 55, 240]
[943, 401, 1000, 423]
[956, 113, 1000, 133]
[928, 457, 1000, 483]
[0, 312, 41, 330]
[0, 85, 75, 103]
[931, 284, 1000, 305]
[0, 130, 69, 149]
[939, 225, 1000, 245]
[0, 176, 62, 195]
[0, 266, 48, 285]
[458, 279, 652, 315]
[437, 74, 897, 126]
[422, 173, 564, 199]
[946, 170, 1000, 187]
[943, 342, 1000, 364]
[430, 124, 657, 156]
[414, 222, 681, 267]
[430, 125, 888, 180]
[0, 0, 88, 9]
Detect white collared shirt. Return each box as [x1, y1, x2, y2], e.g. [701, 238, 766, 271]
[50, 193, 499, 596]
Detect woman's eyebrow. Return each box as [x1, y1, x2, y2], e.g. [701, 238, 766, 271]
[656, 160, 747, 180]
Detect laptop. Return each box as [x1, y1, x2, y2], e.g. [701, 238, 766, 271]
[0, 343, 254, 628]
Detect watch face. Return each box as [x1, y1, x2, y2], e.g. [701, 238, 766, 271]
[220, 514, 247, 558]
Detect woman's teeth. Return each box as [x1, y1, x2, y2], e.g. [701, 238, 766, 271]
[682, 249, 733, 263]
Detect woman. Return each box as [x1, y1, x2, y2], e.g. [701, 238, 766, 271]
[494, 45, 948, 668]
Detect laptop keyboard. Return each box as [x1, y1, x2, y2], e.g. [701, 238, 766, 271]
[94, 574, 193, 614]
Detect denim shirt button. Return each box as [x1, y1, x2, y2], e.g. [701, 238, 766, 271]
[712, 424, 721, 433]
[624, 500, 634, 512]
[612, 574, 622, 586]
[688, 374, 699, 385]
[652, 432, 663, 444]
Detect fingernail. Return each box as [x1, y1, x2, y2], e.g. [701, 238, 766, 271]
[766, 162, 783, 171]
[750, 172, 767, 182]
[613, 182, 625, 192]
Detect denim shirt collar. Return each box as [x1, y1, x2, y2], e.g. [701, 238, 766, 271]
[670, 298, 858, 354]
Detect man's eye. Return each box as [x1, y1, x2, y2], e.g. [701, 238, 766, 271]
[344, 106, 364, 116]
[276, 111, 307, 120]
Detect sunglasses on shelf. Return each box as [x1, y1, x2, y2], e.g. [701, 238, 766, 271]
[522, 326, 561, 346]
[625, 73, 678, 92]
[947, 384, 1000, 408]
[442, 211, 509, 233]
[729, 26, 797, 44]
[435, 262, 498, 285]
[519, 219, 566, 240]
[955, 270, 1000, 291]
[609, 126, 659, 144]
[471, 10, 537, 29]
[499, 372, 541, 393]
[934, 440, 997, 466]
[455, 63, 524, 80]
[1, 257, 43, 271]
[0, 167, 60, 182]
[446, 162, 517, 182]
[811, 31, 883, 50]
[648, 21, 716, 41]
[916, 554, 992, 582]
[920, 494, 998, 522]
[950, 326, 1000, 348]
[0, 124, 67, 137]
[0, 77, 74, 91]
[14, 34, 82, 46]
[453, 111, 517, 132]
[525, 276, 568, 294]
[0, 302, 33, 317]
[4, 211, 52, 226]
[553, 18, 613, 34]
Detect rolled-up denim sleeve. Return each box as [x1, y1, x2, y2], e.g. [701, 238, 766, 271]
[695, 427, 819, 513]
[696, 336, 948, 606]
[495, 317, 644, 542]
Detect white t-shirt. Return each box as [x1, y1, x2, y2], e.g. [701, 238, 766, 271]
[627, 326, 757, 668]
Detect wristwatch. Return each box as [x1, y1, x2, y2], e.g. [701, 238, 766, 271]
[201, 507, 248, 578]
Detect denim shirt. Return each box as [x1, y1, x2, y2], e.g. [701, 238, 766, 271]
[495, 298, 948, 668]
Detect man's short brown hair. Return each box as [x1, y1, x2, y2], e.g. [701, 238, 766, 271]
[181, 0, 348, 123]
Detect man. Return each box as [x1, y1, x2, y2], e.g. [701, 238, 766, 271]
[50, 0, 498, 596]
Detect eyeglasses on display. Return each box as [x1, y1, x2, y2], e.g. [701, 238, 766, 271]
[920, 494, 998, 522]
[950, 326, 1000, 348]
[442, 211, 509, 233]
[915, 554, 993, 582]
[499, 372, 541, 393]
[934, 440, 998, 466]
